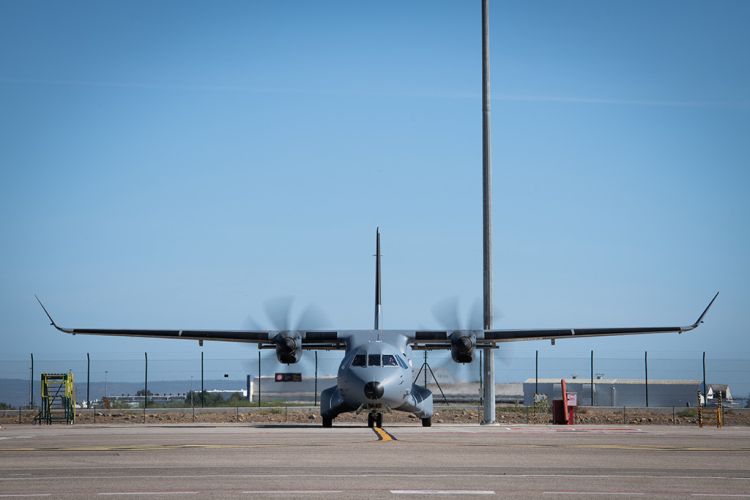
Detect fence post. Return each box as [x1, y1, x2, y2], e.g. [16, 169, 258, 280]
[258, 351, 262, 408]
[643, 351, 648, 408]
[200, 351, 204, 408]
[86, 353, 91, 411]
[144, 352, 148, 422]
[30, 353, 34, 409]
[535, 350, 539, 396]
[697, 391, 703, 428]
[702, 352, 707, 404]
[314, 351, 318, 407]
[590, 350, 594, 406]
[479, 350, 483, 397]
[622, 406, 626, 425]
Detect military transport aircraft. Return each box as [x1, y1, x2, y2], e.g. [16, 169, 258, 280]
[36, 229, 718, 428]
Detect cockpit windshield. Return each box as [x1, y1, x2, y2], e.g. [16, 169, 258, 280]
[351, 352, 405, 368]
[382, 354, 398, 366]
[352, 354, 366, 367]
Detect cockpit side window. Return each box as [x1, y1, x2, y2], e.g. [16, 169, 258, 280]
[382, 354, 398, 367]
[352, 354, 366, 367]
[367, 354, 381, 367]
[396, 355, 409, 369]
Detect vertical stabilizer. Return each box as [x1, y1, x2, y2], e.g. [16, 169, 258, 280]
[374, 227, 382, 330]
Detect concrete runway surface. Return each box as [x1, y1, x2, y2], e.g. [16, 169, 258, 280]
[1, 423, 749, 499]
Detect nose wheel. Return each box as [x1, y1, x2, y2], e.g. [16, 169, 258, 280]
[367, 412, 383, 428]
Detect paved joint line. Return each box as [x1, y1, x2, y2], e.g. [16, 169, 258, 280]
[391, 491, 495, 496]
[543, 493, 644, 496]
[0, 496, 52, 498]
[97, 492, 198, 496]
[242, 491, 343, 495]
[2, 473, 750, 482]
[691, 495, 750, 498]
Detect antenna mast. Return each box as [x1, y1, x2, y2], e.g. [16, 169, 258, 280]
[374, 227, 382, 330]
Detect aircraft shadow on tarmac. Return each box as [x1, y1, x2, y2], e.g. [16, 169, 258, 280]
[253, 423, 372, 429]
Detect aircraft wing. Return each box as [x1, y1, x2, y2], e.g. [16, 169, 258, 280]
[410, 292, 718, 345]
[35, 296, 348, 348]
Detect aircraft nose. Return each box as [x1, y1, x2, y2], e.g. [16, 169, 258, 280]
[363, 381, 384, 400]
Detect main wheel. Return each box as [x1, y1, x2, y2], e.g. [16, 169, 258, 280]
[367, 413, 375, 428]
[376, 413, 383, 428]
[322, 417, 333, 428]
[421, 417, 432, 427]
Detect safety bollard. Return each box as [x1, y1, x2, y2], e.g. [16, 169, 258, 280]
[697, 391, 703, 428]
[716, 393, 723, 429]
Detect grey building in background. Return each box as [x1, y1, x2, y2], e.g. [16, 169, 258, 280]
[250, 376, 337, 402]
[524, 378, 701, 407]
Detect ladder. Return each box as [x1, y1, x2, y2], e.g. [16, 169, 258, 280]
[35, 372, 76, 424]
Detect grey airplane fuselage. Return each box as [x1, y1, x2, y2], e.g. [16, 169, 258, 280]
[321, 331, 433, 421]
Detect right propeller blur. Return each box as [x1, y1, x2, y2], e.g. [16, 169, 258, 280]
[431, 297, 510, 367]
[432, 297, 480, 364]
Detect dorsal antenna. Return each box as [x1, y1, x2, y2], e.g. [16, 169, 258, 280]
[374, 227, 382, 331]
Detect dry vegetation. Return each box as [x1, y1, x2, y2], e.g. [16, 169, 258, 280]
[2, 405, 748, 426]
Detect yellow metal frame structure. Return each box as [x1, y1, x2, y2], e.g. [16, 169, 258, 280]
[36, 372, 76, 425]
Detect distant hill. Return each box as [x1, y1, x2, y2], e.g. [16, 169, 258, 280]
[0, 378, 251, 408]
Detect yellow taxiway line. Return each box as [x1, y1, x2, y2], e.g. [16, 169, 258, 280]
[372, 427, 396, 441]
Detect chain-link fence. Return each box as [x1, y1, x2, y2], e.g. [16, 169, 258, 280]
[1, 350, 748, 410]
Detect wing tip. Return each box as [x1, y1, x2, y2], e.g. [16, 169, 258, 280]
[685, 291, 719, 332]
[35, 295, 68, 332]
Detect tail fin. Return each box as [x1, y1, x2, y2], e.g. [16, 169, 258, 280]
[374, 227, 382, 330]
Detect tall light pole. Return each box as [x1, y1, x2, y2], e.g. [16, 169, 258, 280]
[481, 0, 496, 425]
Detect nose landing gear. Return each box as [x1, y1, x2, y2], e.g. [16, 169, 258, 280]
[367, 412, 383, 428]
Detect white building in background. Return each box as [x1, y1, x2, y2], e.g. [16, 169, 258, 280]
[706, 384, 733, 404]
[248, 375, 337, 402]
[523, 378, 701, 407]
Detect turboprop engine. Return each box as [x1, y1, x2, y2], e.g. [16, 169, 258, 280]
[450, 332, 475, 364]
[274, 332, 302, 364]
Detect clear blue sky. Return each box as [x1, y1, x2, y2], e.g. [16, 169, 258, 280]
[1, 1, 748, 372]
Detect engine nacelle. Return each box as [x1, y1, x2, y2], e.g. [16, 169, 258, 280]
[450, 333, 475, 364]
[274, 333, 302, 364]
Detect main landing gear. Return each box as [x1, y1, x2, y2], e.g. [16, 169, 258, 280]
[322, 417, 333, 428]
[367, 412, 383, 428]
[421, 417, 432, 427]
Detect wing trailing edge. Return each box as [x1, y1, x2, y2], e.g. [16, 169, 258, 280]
[481, 292, 719, 343]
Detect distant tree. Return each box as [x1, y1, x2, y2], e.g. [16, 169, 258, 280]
[136, 389, 153, 397]
[228, 392, 244, 402]
[184, 390, 226, 406]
